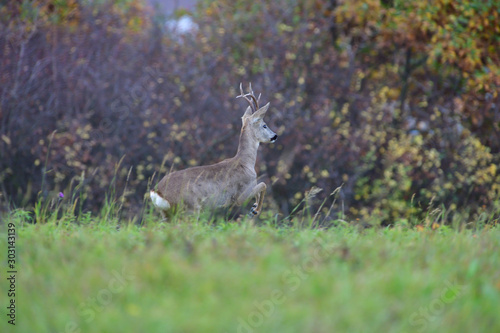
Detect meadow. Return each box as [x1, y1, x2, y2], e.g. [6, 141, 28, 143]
[1, 208, 499, 333]
[1, 1, 499, 332]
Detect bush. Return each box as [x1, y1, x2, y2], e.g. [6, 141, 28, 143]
[0, 0, 498, 224]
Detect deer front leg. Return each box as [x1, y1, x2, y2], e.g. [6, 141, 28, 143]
[250, 185, 266, 216]
[237, 182, 267, 216]
[251, 193, 260, 211]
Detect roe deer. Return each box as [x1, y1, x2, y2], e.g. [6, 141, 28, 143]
[150, 83, 277, 219]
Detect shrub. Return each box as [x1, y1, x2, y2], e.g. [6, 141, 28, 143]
[0, 0, 498, 224]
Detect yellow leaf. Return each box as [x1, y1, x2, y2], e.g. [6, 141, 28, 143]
[489, 164, 497, 176]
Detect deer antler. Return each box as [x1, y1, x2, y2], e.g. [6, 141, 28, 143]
[236, 82, 261, 113]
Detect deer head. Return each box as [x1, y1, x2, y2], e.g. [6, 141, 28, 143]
[237, 83, 277, 143]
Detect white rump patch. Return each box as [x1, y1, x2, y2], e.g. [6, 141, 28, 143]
[150, 190, 170, 210]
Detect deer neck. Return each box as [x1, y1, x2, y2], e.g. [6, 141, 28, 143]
[235, 125, 259, 167]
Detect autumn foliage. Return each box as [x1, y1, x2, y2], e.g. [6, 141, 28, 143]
[0, 0, 498, 224]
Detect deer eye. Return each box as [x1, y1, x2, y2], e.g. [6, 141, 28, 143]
[263, 124, 268, 129]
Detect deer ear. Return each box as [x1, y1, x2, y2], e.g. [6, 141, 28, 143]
[251, 102, 270, 120]
[242, 106, 252, 125]
[243, 106, 252, 118]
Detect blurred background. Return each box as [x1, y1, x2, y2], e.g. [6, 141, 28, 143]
[0, 0, 499, 224]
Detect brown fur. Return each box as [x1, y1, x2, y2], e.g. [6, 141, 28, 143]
[151, 100, 277, 218]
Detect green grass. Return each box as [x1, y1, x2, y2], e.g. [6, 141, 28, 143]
[1, 210, 499, 333]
